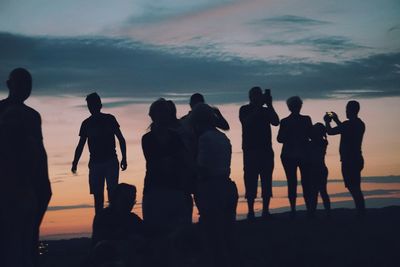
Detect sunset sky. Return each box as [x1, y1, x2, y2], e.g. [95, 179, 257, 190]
[0, 0, 399, 239]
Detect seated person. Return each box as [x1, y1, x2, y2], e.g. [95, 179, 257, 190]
[92, 183, 143, 246]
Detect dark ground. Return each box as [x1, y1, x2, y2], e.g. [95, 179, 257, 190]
[39, 206, 400, 267]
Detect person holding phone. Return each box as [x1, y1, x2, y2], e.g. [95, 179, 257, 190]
[324, 100, 366, 216]
[239, 87, 279, 220]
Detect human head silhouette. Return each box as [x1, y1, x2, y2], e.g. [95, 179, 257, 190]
[189, 93, 205, 110]
[249, 86, 264, 106]
[149, 98, 170, 128]
[286, 96, 303, 114]
[166, 100, 178, 121]
[86, 93, 102, 115]
[109, 183, 137, 213]
[6, 68, 32, 103]
[346, 100, 360, 119]
[191, 103, 216, 134]
[311, 122, 327, 141]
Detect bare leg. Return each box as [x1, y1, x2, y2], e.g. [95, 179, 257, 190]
[94, 193, 104, 214]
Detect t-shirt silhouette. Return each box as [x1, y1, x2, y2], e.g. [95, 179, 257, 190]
[278, 114, 312, 159]
[338, 118, 365, 162]
[92, 207, 144, 245]
[239, 104, 274, 150]
[79, 113, 119, 164]
[0, 98, 43, 141]
[142, 129, 186, 193]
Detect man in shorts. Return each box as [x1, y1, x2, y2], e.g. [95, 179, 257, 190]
[324, 100, 366, 216]
[72, 93, 127, 214]
[239, 87, 279, 219]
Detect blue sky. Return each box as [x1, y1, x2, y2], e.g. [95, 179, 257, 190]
[0, 0, 399, 102]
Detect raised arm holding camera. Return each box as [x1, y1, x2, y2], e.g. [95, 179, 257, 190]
[239, 86, 279, 220]
[324, 101, 366, 216]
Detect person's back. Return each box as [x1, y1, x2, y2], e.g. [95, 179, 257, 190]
[81, 112, 119, 163]
[339, 118, 365, 162]
[309, 138, 328, 167]
[197, 128, 231, 181]
[92, 206, 143, 245]
[92, 183, 143, 246]
[0, 100, 42, 142]
[278, 114, 312, 159]
[0, 107, 40, 267]
[240, 104, 274, 149]
[142, 129, 186, 193]
[0, 68, 51, 267]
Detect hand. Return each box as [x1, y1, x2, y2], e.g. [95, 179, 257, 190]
[265, 94, 273, 107]
[121, 158, 127, 171]
[71, 163, 77, 174]
[323, 114, 332, 123]
[331, 112, 339, 121]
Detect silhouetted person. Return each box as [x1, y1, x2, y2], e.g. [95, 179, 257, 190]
[277, 96, 312, 217]
[142, 98, 193, 232]
[239, 87, 279, 219]
[181, 93, 230, 131]
[191, 103, 239, 267]
[92, 183, 143, 246]
[324, 101, 366, 216]
[308, 123, 331, 216]
[0, 68, 51, 267]
[166, 99, 196, 218]
[71, 93, 127, 214]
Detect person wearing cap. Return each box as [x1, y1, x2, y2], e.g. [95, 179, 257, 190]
[72, 93, 127, 214]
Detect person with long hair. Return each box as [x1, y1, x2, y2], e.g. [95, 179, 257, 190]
[141, 98, 192, 232]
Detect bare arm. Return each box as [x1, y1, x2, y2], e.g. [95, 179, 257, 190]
[71, 136, 86, 173]
[277, 120, 286, 143]
[324, 112, 342, 135]
[267, 104, 280, 126]
[213, 107, 230, 130]
[115, 128, 127, 171]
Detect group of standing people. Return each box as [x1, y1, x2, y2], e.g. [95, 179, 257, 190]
[71, 92, 238, 266]
[241, 87, 365, 219]
[0, 67, 366, 267]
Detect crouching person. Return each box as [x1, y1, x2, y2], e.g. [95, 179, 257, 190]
[92, 183, 144, 246]
[191, 103, 239, 267]
[90, 183, 146, 266]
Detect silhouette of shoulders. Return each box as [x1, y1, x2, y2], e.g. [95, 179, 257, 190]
[337, 118, 365, 161]
[142, 129, 186, 192]
[0, 98, 43, 141]
[92, 206, 143, 245]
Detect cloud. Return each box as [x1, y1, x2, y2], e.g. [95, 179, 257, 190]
[0, 32, 399, 103]
[257, 15, 331, 27]
[124, 0, 234, 24]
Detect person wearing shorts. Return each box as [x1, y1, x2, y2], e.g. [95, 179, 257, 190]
[72, 93, 127, 214]
[325, 100, 366, 216]
[240, 87, 279, 219]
